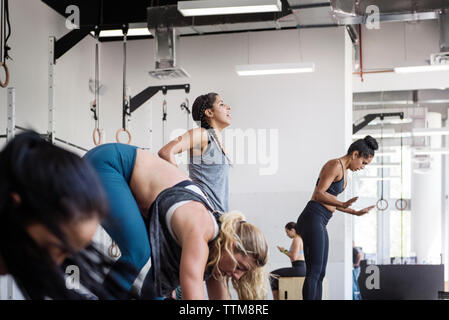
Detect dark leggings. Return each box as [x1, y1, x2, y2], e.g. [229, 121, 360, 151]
[270, 260, 306, 291]
[296, 201, 332, 300]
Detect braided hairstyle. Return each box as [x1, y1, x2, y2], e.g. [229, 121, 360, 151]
[192, 93, 218, 130]
[191, 93, 232, 165]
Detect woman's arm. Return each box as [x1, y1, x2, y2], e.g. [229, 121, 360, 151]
[171, 202, 216, 300]
[206, 275, 228, 300]
[287, 237, 301, 261]
[158, 128, 208, 167]
[311, 160, 358, 208]
[277, 239, 299, 261]
[336, 205, 375, 216]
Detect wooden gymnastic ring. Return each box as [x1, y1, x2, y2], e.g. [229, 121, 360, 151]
[116, 128, 132, 144]
[92, 128, 102, 146]
[108, 242, 121, 258]
[0, 62, 10, 88]
[395, 198, 408, 211]
[376, 199, 389, 211]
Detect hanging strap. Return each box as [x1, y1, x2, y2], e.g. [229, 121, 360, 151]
[92, 31, 102, 145]
[116, 28, 133, 145]
[376, 118, 388, 211]
[162, 99, 168, 145]
[0, 0, 10, 88]
[395, 124, 407, 263]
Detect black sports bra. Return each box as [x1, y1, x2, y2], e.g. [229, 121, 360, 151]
[316, 159, 346, 196]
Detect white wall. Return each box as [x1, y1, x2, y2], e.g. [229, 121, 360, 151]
[0, 1, 354, 300]
[354, 20, 449, 93]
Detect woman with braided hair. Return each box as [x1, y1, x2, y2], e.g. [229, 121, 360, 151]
[159, 93, 231, 213]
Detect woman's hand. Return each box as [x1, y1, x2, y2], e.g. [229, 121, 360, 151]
[354, 205, 375, 216]
[341, 196, 359, 208]
[277, 246, 284, 253]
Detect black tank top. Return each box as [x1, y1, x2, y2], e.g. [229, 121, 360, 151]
[316, 159, 346, 196]
[147, 183, 221, 297]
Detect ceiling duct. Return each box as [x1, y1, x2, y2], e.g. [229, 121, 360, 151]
[330, 0, 446, 25]
[147, 7, 189, 79]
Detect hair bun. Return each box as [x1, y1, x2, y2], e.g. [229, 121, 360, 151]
[364, 135, 379, 151]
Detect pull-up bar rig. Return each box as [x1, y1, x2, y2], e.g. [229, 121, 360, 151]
[1, 37, 91, 152]
[54, 27, 191, 147]
[353, 112, 404, 134]
[0, 87, 88, 152]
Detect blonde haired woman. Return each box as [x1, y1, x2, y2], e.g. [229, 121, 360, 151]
[84, 143, 268, 299]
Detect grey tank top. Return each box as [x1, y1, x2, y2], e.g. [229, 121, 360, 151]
[188, 130, 230, 212]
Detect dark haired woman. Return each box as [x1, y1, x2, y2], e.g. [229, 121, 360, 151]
[158, 93, 231, 213]
[270, 222, 306, 300]
[295, 135, 378, 300]
[0, 131, 131, 299]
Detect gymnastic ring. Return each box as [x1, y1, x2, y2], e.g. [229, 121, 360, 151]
[0, 62, 10, 88]
[108, 242, 121, 258]
[395, 198, 408, 211]
[116, 128, 132, 144]
[376, 199, 389, 211]
[93, 128, 102, 146]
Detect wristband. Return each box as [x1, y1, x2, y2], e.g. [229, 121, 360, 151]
[283, 249, 288, 254]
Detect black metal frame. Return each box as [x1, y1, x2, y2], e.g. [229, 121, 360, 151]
[353, 112, 404, 134]
[121, 84, 190, 129]
[53, 28, 92, 63]
[130, 84, 190, 114]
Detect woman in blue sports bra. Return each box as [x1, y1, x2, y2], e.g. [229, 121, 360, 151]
[295, 135, 378, 300]
[270, 222, 306, 300]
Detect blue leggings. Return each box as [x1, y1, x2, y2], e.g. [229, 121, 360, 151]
[84, 143, 151, 293]
[296, 201, 332, 300]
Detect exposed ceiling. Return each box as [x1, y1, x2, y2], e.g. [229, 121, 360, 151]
[41, 0, 449, 41]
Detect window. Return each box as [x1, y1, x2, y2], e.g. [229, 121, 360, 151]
[389, 210, 411, 260]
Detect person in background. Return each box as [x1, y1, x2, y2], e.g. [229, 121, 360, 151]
[269, 222, 306, 300]
[353, 241, 363, 300]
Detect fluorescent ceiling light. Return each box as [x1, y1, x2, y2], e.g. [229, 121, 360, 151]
[353, 131, 411, 139]
[375, 151, 397, 156]
[357, 176, 400, 181]
[412, 127, 449, 137]
[369, 163, 400, 168]
[413, 148, 449, 155]
[127, 28, 152, 36]
[178, 0, 282, 16]
[235, 62, 315, 76]
[93, 28, 152, 38]
[394, 64, 449, 73]
[369, 118, 413, 125]
[413, 169, 431, 174]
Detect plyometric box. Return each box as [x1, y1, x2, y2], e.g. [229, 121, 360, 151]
[278, 277, 328, 300]
[358, 264, 444, 300]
